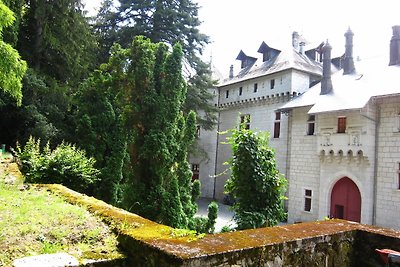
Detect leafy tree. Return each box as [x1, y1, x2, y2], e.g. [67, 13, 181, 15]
[2, 0, 25, 46]
[0, 0, 97, 147]
[225, 125, 287, 230]
[0, 0, 27, 105]
[94, 0, 217, 129]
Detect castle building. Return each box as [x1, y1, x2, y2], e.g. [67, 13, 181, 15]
[191, 26, 400, 230]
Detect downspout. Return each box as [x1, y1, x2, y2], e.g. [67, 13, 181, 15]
[213, 88, 221, 200]
[285, 109, 292, 212]
[360, 105, 379, 225]
[372, 104, 380, 225]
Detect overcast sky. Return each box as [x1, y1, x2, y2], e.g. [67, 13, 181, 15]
[84, 0, 400, 77]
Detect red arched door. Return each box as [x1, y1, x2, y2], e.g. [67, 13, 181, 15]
[330, 177, 361, 222]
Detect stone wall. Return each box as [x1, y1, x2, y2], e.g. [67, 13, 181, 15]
[43, 184, 400, 267]
[376, 96, 400, 229]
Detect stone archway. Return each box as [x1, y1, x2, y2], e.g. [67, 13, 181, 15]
[330, 177, 361, 222]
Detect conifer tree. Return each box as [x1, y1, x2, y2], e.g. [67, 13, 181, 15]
[122, 37, 199, 228]
[94, 0, 217, 129]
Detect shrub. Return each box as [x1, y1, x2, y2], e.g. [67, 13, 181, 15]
[225, 126, 287, 230]
[16, 137, 99, 192]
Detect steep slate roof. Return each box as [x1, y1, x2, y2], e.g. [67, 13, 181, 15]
[218, 44, 323, 87]
[279, 56, 400, 114]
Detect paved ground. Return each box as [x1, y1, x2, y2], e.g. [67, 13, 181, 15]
[196, 197, 236, 232]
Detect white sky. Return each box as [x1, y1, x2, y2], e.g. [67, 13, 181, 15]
[84, 0, 400, 77]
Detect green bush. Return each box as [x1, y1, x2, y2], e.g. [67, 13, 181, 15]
[224, 125, 287, 230]
[16, 136, 99, 192]
[189, 201, 218, 234]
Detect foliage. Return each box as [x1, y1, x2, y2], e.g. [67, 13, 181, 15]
[0, 0, 27, 105]
[225, 126, 287, 230]
[16, 136, 99, 192]
[103, 36, 199, 229]
[18, 0, 96, 83]
[93, 0, 217, 129]
[73, 48, 129, 204]
[190, 201, 218, 234]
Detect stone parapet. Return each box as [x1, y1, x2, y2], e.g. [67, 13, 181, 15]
[41, 184, 400, 267]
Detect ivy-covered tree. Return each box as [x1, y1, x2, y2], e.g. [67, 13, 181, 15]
[0, 0, 26, 105]
[225, 125, 287, 230]
[94, 0, 217, 129]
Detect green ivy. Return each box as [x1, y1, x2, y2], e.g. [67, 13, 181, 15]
[225, 125, 287, 230]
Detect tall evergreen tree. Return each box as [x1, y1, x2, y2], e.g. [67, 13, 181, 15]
[122, 37, 199, 228]
[94, 0, 217, 129]
[18, 0, 96, 83]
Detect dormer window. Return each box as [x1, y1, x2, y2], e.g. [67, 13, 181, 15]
[236, 50, 257, 69]
[257, 41, 281, 62]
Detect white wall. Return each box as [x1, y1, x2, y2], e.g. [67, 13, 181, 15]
[375, 96, 400, 230]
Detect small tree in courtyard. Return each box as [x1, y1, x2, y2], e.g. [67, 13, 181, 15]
[224, 124, 287, 230]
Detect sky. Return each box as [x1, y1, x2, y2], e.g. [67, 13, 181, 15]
[83, 0, 400, 78]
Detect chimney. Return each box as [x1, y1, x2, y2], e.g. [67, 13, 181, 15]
[389, 25, 400, 66]
[343, 27, 355, 74]
[292, 31, 299, 50]
[299, 41, 305, 55]
[321, 41, 333, 95]
[229, 65, 234, 79]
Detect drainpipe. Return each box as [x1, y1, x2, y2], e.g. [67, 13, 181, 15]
[372, 104, 380, 225]
[213, 88, 221, 200]
[285, 109, 292, 212]
[360, 107, 379, 225]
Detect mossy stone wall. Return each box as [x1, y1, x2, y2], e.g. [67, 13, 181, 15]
[42, 184, 400, 267]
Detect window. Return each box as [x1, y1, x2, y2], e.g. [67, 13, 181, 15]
[191, 164, 200, 181]
[337, 117, 346, 133]
[239, 87, 243, 96]
[307, 115, 315, 135]
[270, 79, 275, 89]
[397, 163, 400, 190]
[274, 112, 281, 138]
[196, 125, 201, 137]
[225, 90, 229, 98]
[253, 83, 258, 93]
[240, 114, 251, 129]
[304, 189, 312, 212]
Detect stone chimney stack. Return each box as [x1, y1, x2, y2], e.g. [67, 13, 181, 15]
[343, 27, 355, 74]
[229, 64, 234, 79]
[389, 25, 400, 66]
[292, 31, 299, 50]
[321, 41, 333, 95]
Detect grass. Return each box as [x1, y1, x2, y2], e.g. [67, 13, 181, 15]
[0, 161, 124, 266]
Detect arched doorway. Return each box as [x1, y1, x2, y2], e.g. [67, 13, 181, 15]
[330, 177, 361, 222]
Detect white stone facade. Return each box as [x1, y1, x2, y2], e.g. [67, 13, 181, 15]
[192, 28, 400, 231]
